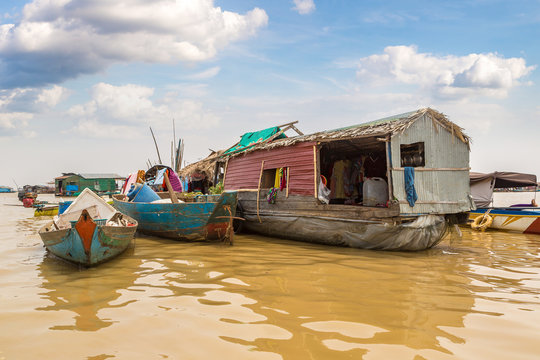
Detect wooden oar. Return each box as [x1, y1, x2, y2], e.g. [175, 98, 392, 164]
[163, 172, 179, 203]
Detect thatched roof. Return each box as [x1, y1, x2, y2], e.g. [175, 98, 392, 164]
[177, 108, 470, 175]
[177, 150, 224, 179]
[223, 108, 470, 159]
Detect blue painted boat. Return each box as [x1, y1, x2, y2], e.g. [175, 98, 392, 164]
[0, 186, 14, 193]
[112, 191, 238, 241]
[38, 189, 138, 266]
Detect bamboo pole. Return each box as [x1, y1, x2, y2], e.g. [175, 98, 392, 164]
[222, 158, 229, 187]
[171, 141, 174, 168]
[256, 160, 265, 223]
[313, 145, 317, 198]
[385, 136, 393, 203]
[149, 127, 162, 164]
[172, 118, 176, 153]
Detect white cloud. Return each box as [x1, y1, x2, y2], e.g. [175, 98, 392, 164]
[0, 0, 268, 88]
[186, 66, 221, 80]
[36, 85, 66, 107]
[363, 12, 418, 24]
[356, 45, 535, 99]
[66, 83, 219, 138]
[0, 85, 67, 136]
[293, 0, 316, 15]
[0, 112, 33, 136]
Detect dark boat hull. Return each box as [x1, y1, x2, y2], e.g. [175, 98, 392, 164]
[237, 190, 448, 251]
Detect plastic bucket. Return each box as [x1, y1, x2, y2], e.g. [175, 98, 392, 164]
[58, 201, 73, 214]
[127, 183, 160, 203]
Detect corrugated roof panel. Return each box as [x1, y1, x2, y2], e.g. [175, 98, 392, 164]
[79, 173, 124, 179]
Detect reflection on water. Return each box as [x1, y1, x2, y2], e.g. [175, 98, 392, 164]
[36, 248, 138, 331]
[1, 193, 540, 359]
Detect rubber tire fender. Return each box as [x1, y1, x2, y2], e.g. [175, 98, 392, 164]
[471, 214, 493, 231]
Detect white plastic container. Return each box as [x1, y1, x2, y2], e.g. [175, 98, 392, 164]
[363, 177, 388, 206]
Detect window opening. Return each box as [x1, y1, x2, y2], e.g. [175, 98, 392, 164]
[400, 142, 425, 167]
[261, 169, 277, 188]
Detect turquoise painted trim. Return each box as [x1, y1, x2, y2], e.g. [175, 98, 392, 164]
[112, 192, 238, 240]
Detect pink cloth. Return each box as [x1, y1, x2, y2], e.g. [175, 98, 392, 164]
[167, 170, 183, 192]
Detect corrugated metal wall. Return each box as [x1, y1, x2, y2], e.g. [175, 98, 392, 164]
[390, 114, 472, 214]
[224, 141, 316, 196]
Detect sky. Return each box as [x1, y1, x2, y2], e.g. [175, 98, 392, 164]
[1, 0, 539, 187]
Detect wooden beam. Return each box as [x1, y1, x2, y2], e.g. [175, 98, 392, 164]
[222, 158, 229, 187]
[289, 124, 304, 136]
[391, 167, 470, 171]
[256, 160, 265, 223]
[276, 120, 299, 128]
[399, 200, 460, 205]
[164, 171, 179, 204]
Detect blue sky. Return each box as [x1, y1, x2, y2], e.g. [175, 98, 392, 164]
[1, 0, 539, 186]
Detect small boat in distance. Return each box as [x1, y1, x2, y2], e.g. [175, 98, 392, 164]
[0, 186, 15, 193]
[470, 171, 540, 234]
[38, 188, 138, 266]
[112, 185, 238, 242]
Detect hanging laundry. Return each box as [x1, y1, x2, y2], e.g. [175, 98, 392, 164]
[280, 168, 287, 191]
[364, 154, 386, 178]
[330, 160, 347, 199]
[404, 167, 418, 207]
[154, 168, 167, 186]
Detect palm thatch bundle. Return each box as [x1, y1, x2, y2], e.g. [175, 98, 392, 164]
[177, 150, 224, 180]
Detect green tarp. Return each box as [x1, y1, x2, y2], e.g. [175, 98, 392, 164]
[224, 126, 287, 155]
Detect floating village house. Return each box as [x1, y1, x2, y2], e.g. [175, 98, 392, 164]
[55, 173, 123, 196]
[190, 108, 473, 251]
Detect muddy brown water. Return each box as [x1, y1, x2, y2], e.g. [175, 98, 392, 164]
[1, 193, 539, 359]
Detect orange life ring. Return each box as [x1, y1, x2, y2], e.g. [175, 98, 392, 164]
[320, 175, 327, 186]
[471, 214, 493, 231]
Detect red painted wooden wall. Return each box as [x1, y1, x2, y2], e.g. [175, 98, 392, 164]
[224, 141, 316, 196]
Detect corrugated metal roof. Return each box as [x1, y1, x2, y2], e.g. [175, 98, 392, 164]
[79, 173, 124, 179]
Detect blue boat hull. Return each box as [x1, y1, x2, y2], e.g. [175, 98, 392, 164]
[112, 192, 238, 241]
[39, 220, 137, 266]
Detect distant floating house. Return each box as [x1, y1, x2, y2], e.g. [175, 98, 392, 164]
[55, 173, 124, 196]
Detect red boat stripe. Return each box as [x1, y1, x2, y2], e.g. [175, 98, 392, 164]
[524, 218, 540, 234]
[74, 210, 96, 253]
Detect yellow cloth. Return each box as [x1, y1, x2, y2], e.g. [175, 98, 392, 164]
[136, 170, 145, 183]
[274, 168, 283, 188]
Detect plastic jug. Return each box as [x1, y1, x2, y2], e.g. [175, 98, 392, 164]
[363, 178, 388, 206]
